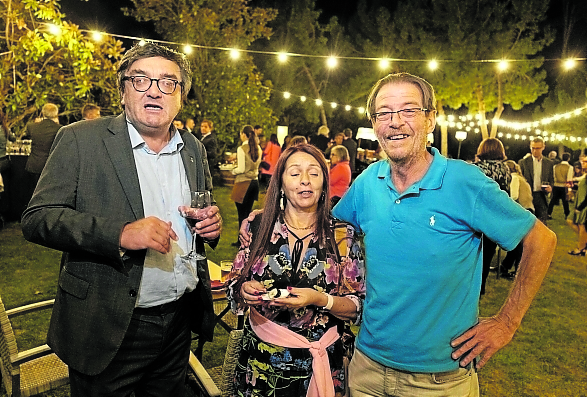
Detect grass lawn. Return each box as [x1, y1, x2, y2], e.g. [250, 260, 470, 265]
[1, 186, 586, 396]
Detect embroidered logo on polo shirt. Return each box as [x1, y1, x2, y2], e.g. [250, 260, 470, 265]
[429, 216, 436, 226]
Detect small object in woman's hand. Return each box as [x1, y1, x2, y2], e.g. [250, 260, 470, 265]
[261, 288, 290, 300]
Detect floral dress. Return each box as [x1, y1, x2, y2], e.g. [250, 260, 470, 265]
[225, 215, 366, 397]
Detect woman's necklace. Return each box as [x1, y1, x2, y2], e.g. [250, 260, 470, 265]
[284, 216, 315, 231]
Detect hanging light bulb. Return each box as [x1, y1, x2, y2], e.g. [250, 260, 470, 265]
[278, 52, 288, 63]
[229, 49, 240, 60]
[283, 92, 291, 99]
[92, 31, 103, 42]
[183, 45, 193, 55]
[428, 60, 439, 70]
[379, 59, 390, 69]
[326, 56, 338, 69]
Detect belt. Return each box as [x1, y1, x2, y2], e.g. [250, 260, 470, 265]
[133, 294, 187, 316]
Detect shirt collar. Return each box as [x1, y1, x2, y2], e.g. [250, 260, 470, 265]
[376, 147, 446, 191]
[127, 120, 184, 153]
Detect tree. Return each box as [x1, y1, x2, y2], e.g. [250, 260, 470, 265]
[374, 0, 554, 154]
[1, 0, 124, 132]
[251, 0, 367, 133]
[124, 0, 278, 148]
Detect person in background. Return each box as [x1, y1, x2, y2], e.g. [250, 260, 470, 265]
[288, 135, 308, 147]
[547, 152, 573, 219]
[199, 119, 218, 170]
[260, 133, 281, 187]
[173, 119, 184, 130]
[281, 135, 291, 151]
[185, 117, 195, 134]
[342, 127, 358, 174]
[23, 103, 61, 190]
[0, 114, 15, 229]
[474, 137, 511, 295]
[569, 160, 583, 203]
[231, 125, 262, 246]
[548, 150, 561, 164]
[566, 157, 587, 256]
[21, 42, 222, 396]
[81, 104, 101, 120]
[329, 145, 351, 207]
[310, 125, 330, 153]
[499, 160, 535, 278]
[253, 124, 263, 137]
[519, 137, 554, 224]
[226, 143, 365, 397]
[324, 131, 345, 158]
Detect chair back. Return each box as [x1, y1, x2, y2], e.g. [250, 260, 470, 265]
[219, 329, 244, 397]
[0, 295, 18, 394]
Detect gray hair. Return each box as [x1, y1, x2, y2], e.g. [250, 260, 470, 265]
[331, 145, 349, 161]
[366, 72, 436, 120]
[41, 103, 59, 119]
[117, 42, 192, 102]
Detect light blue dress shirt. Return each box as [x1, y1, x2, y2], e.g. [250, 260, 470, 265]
[127, 122, 199, 308]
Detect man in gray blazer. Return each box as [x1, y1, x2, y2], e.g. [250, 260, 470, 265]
[22, 43, 222, 396]
[519, 137, 554, 223]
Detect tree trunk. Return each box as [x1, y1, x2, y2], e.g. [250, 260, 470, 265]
[490, 74, 505, 138]
[302, 63, 327, 126]
[475, 82, 489, 140]
[437, 101, 448, 156]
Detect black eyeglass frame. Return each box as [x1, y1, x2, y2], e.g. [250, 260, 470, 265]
[122, 75, 184, 95]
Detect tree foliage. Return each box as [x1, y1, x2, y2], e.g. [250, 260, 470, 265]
[124, 0, 278, 148]
[1, 0, 124, 133]
[373, 0, 554, 149]
[250, 0, 374, 135]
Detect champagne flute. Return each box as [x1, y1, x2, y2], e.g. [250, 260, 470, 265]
[181, 191, 211, 260]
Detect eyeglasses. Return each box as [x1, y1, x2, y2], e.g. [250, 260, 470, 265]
[122, 75, 183, 95]
[371, 108, 428, 122]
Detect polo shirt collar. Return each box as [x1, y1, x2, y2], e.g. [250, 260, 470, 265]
[376, 147, 446, 192]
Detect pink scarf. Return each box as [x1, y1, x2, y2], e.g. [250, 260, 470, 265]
[249, 308, 340, 397]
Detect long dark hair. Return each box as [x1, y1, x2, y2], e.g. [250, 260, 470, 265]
[269, 133, 279, 145]
[242, 125, 260, 162]
[234, 144, 331, 294]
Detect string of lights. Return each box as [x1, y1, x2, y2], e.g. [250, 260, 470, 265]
[43, 23, 587, 143]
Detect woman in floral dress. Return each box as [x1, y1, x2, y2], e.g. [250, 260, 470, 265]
[226, 144, 366, 397]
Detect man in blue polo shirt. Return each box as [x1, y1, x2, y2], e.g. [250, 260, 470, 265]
[333, 73, 556, 396]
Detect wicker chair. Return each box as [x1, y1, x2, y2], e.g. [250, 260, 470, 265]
[187, 329, 243, 397]
[0, 297, 69, 397]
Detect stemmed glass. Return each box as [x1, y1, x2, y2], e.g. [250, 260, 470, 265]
[180, 191, 211, 260]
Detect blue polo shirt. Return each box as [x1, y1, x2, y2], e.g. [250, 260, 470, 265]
[333, 147, 535, 372]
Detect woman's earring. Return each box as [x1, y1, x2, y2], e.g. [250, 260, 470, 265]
[280, 191, 285, 211]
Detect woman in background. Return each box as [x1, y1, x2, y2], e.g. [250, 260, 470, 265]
[474, 138, 511, 294]
[329, 145, 351, 207]
[260, 133, 281, 187]
[566, 157, 587, 256]
[231, 125, 262, 246]
[499, 160, 534, 277]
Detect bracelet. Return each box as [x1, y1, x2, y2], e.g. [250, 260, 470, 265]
[322, 292, 334, 311]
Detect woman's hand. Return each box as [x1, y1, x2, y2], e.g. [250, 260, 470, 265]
[271, 287, 325, 309]
[240, 280, 266, 306]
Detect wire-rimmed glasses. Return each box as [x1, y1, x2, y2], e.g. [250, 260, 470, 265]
[122, 75, 183, 95]
[371, 108, 428, 122]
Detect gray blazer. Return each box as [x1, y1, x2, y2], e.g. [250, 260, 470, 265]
[21, 113, 216, 375]
[519, 156, 555, 191]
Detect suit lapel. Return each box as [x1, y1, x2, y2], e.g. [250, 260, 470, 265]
[180, 130, 204, 191]
[103, 114, 144, 220]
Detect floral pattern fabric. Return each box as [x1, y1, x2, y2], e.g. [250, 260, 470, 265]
[475, 159, 511, 194]
[225, 215, 366, 397]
